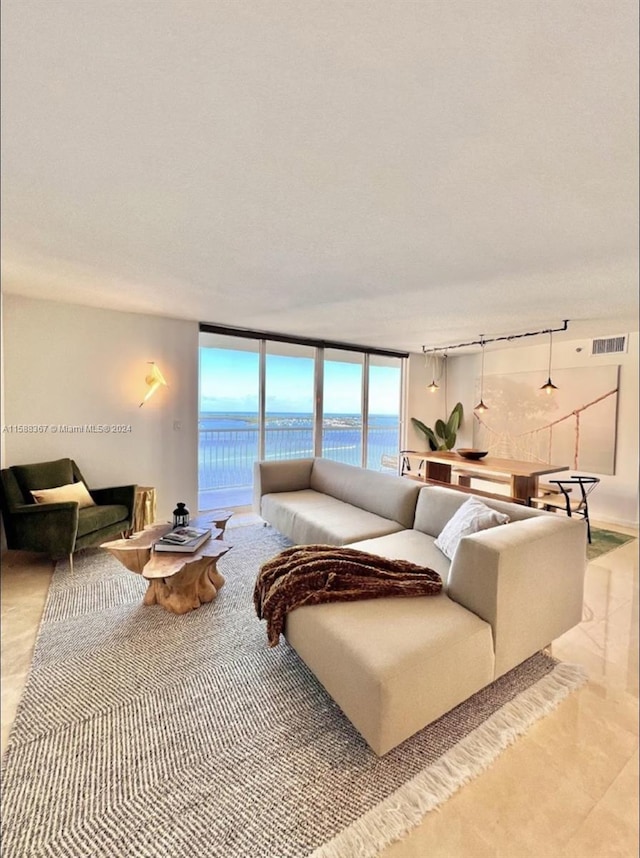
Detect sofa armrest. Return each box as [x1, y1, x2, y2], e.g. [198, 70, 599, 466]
[11, 502, 80, 555]
[447, 516, 586, 678]
[91, 485, 137, 521]
[253, 459, 314, 515]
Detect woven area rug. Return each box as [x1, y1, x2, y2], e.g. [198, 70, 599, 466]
[587, 527, 635, 561]
[2, 524, 587, 858]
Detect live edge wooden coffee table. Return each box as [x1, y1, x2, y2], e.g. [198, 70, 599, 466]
[102, 512, 233, 615]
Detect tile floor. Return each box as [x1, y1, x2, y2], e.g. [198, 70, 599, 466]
[1, 519, 638, 857]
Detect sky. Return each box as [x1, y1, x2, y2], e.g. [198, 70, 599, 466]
[199, 348, 401, 415]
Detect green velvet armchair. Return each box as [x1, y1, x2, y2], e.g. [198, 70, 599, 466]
[0, 458, 136, 566]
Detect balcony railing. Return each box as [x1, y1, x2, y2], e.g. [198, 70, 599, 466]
[198, 424, 399, 491]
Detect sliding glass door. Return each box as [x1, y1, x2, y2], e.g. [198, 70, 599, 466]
[322, 349, 364, 466]
[198, 327, 406, 511]
[265, 342, 315, 461]
[199, 333, 260, 510]
[367, 356, 402, 471]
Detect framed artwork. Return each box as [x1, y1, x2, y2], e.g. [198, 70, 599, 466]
[472, 365, 619, 475]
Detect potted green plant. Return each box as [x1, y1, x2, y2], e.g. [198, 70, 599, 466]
[411, 402, 464, 450]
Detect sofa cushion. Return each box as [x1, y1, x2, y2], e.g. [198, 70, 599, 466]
[434, 496, 510, 560]
[309, 458, 420, 529]
[285, 593, 494, 755]
[76, 504, 129, 538]
[348, 529, 452, 586]
[12, 458, 75, 502]
[261, 489, 405, 546]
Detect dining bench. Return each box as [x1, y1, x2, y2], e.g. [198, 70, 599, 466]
[454, 469, 561, 498]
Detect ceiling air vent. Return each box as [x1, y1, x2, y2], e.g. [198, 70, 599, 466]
[590, 335, 628, 355]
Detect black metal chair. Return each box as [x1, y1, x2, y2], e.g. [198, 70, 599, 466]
[399, 450, 427, 477]
[532, 476, 600, 543]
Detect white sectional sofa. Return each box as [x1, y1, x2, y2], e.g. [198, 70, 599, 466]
[254, 457, 587, 755]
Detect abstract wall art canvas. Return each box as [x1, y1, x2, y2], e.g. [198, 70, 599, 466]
[472, 365, 619, 475]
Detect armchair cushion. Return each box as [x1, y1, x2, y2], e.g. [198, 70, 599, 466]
[31, 481, 96, 509]
[76, 504, 130, 538]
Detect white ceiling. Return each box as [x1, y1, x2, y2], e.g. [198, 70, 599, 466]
[2, 0, 638, 353]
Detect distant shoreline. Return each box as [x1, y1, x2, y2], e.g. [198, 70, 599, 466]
[199, 411, 398, 428]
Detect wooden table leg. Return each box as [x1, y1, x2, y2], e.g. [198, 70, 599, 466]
[143, 558, 227, 614]
[142, 545, 231, 615]
[511, 475, 538, 504]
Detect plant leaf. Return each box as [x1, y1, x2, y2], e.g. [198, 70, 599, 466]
[425, 428, 439, 449]
[447, 409, 460, 435]
[412, 407, 462, 453]
[410, 417, 430, 439]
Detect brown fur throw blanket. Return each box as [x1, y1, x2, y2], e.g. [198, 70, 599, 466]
[254, 544, 442, 647]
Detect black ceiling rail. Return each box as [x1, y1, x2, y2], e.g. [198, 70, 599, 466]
[422, 320, 570, 354]
[200, 322, 409, 359]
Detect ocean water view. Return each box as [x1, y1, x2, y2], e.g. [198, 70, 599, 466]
[198, 411, 400, 503]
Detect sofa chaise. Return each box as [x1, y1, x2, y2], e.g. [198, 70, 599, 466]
[254, 457, 586, 755]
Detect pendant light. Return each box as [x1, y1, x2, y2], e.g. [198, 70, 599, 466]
[425, 352, 440, 393]
[540, 330, 559, 395]
[474, 337, 489, 413]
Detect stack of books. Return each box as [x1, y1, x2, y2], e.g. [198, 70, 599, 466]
[154, 526, 212, 553]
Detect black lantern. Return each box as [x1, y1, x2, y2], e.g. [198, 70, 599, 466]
[172, 502, 190, 528]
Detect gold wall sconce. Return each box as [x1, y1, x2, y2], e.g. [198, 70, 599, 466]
[139, 362, 167, 407]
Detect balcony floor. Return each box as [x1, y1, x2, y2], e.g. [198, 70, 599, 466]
[199, 485, 253, 512]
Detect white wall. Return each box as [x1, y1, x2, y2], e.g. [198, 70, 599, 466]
[4, 295, 638, 528]
[0, 292, 6, 549]
[2, 295, 199, 521]
[407, 332, 639, 528]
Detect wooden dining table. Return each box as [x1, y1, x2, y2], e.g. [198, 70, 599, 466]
[402, 450, 570, 504]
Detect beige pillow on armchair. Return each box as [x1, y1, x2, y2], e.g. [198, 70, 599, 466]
[31, 481, 96, 509]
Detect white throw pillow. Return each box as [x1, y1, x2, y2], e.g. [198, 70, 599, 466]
[434, 496, 510, 560]
[31, 481, 96, 509]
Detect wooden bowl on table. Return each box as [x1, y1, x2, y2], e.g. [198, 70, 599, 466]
[456, 449, 489, 461]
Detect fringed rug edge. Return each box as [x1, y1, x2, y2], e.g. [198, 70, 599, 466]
[310, 661, 588, 858]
